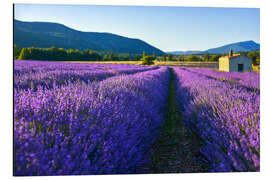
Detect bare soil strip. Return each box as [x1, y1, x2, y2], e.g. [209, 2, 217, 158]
[148, 68, 210, 173]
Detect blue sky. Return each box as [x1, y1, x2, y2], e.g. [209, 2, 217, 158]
[14, 4, 260, 51]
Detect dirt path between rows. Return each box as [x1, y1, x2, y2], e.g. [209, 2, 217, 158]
[148, 68, 210, 173]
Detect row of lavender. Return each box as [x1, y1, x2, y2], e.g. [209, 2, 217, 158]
[173, 67, 260, 172]
[186, 68, 260, 90]
[14, 62, 170, 175]
[14, 61, 152, 74]
[14, 61, 158, 90]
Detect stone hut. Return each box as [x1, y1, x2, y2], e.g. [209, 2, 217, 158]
[219, 50, 252, 72]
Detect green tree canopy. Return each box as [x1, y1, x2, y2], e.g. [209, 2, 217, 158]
[141, 56, 155, 65]
[142, 51, 146, 58]
[14, 44, 21, 59]
[162, 56, 166, 61]
[186, 55, 201, 62]
[247, 51, 260, 65]
[203, 54, 210, 62]
[177, 55, 184, 62]
[18, 48, 30, 60]
[153, 51, 156, 59]
[209, 54, 221, 62]
[166, 54, 172, 61]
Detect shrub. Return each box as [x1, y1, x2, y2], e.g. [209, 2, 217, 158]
[141, 56, 155, 65]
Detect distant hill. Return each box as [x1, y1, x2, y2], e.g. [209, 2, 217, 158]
[167, 50, 201, 55]
[203, 40, 260, 54]
[14, 19, 165, 55]
[168, 40, 260, 55]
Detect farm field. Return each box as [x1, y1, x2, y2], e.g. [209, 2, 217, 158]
[65, 60, 219, 69]
[64, 61, 142, 65]
[14, 60, 260, 175]
[154, 61, 219, 69]
[64, 61, 260, 72]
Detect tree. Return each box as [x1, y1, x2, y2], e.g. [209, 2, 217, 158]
[247, 51, 260, 65]
[153, 51, 156, 59]
[56, 48, 67, 60]
[209, 54, 221, 62]
[103, 54, 108, 61]
[134, 55, 140, 61]
[66, 48, 77, 60]
[14, 44, 21, 60]
[177, 55, 184, 61]
[256, 56, 260, 65]
[186, 55, 201, 62]
[142, 51, 146, 58]
[18, 48, 30, 60]
[89, 50, 101, 61]
[167, 54, 172, 61]
[162, 55, 166, 61]
[203, 54, 210, 62]
[141, 56, 154, 65]
[108, 53, 117, 60]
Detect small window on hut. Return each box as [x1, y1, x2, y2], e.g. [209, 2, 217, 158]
[238, 64, 244, 72]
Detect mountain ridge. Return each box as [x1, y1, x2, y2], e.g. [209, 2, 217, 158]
[167, 40, 260, 55]
[14, 19, 165, 55]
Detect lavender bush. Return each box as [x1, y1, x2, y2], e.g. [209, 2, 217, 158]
[186, 68, 260, 90]
[14, 61, 158, 90]
[14, 61, 169, 175]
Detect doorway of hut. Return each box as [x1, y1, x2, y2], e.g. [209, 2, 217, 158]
[238, 64, 244, 72]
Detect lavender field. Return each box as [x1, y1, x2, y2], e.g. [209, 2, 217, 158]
[14, 61, 260, 175]
[173, 67, 260, 172]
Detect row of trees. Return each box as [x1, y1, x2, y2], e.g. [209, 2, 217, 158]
[14, 45, 141, 61]
[158, 53, 222, 62]
[14, 44, 259, 65]
[139, 51, 221, 65]
[14, 45, 102, 61]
